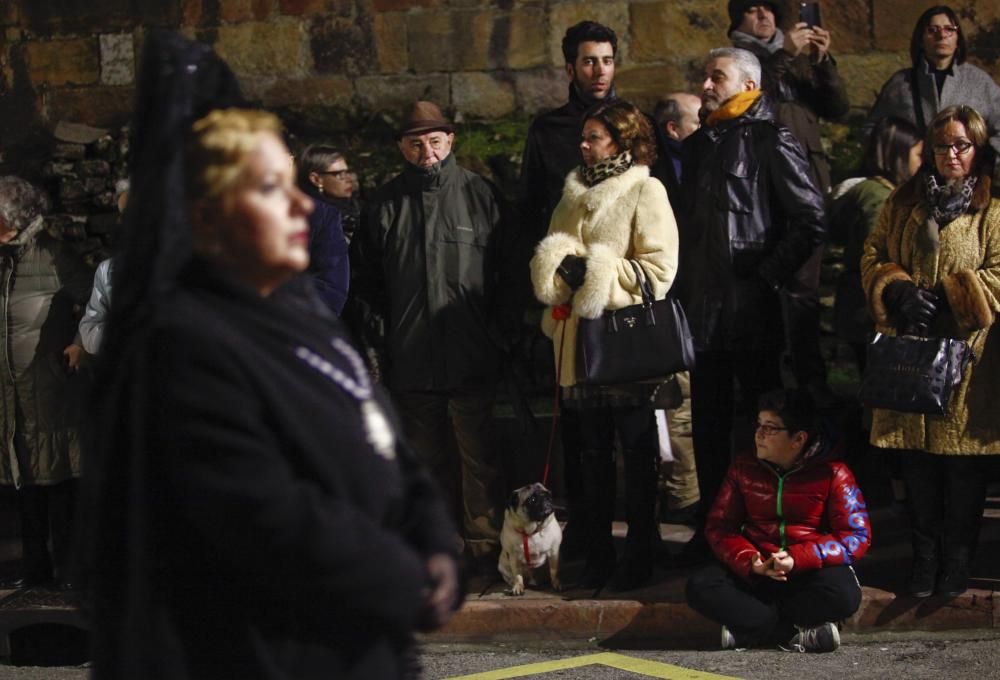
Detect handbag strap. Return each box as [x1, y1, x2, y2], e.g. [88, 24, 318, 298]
[627, 260, 655, 305]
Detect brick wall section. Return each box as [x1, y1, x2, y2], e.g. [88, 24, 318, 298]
[1, 0, 999, 141]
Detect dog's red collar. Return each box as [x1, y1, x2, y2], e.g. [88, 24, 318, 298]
[515, 524, 543, 568]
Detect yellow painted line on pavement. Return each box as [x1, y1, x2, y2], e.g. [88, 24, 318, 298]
[445, 652, 738, 679]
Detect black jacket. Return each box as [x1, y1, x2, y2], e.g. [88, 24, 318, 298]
[301, 183, 350, 317]
[737, 42, 850, 195]
[87, 262, 457, 679]
[351, 155, 509, 392]
[520, 84, 615, 244]
[679, 94, 826, 351]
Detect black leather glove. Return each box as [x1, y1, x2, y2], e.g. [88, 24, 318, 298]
[557, 255, 587, 291]
[882, 280, 938, 334]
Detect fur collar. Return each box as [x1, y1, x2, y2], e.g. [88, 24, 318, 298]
[561, 164, 650, 213]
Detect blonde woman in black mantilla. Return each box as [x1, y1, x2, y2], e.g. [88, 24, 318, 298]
[531, 98, 679, 591]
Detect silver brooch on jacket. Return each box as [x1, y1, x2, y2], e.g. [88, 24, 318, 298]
[295, 339, 396, 461]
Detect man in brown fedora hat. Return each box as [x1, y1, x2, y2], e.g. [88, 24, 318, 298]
[352, 99, 512, 577]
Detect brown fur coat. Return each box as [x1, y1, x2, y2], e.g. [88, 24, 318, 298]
[860, 172, 1000, 455]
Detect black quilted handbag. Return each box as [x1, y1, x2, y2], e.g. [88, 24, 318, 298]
[576, 261, 695, 385]
[859, 332, 974, 415]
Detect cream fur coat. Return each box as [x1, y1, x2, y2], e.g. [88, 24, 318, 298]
[530, 165, 679, 387]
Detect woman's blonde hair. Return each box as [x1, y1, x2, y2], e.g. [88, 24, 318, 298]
[185, 108, 283, 204]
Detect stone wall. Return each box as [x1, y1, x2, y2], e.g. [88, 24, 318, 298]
[2, 0, 999, 162]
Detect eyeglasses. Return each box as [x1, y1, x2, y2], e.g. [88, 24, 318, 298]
[318, 169, 351, 178]
[925, 25, 958, 37]
[755, 421, 790, 436]
[932, 141, 974, 156]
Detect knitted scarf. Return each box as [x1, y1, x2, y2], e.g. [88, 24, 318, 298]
[580, 150, 633, 187]
[706, 89, 763, 126]
[730, 28, 785, 55]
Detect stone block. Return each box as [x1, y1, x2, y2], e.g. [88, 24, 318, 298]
[373, 0, 438, 11]
[310, 14, 376, 76]
[630, 0, 729, 63]
[836, 52, 908, 108]
[372, 12, 408, 73]
[872, 0, 940, 52]
[278, 0, 328, 15]
[41, 161, 76, 179]
[513, 67, 567, 113]
[219, 0, 274, 23]
[182, 0, 203, 26]
[245, 75, 353, 108]
[820, 0, 871, 54]
[59, 180, 88, 204]
[548, 1, 629, 66]
[25, 38, 100, 87]
[506, 8, 547, 69]
[407, 10, 495, 72]
[452, 72, 516, 119]
[213, 19, 308, 77]
[614, 63, 692, 113]
[53, 121, 107, 144]
[99, 34, 134, 86]
[407, 11, 452, 72]
[78, 160, 112, 177]
[43, 86, 134, 129]
[354, 74, 451, 113]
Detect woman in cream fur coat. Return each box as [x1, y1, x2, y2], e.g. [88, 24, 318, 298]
[530, 99, 679, 590]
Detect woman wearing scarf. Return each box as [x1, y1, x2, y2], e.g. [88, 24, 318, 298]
[530, 99, 678, 591]
[861, 105, 1000, 599]
[866, 6, 1000, 157]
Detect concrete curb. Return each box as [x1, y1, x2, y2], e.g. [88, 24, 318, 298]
[429, 586, 997, 646]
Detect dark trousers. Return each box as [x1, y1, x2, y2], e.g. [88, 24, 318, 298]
[782, 246, 828, 389]
[576, 404, 658, 562]
[395, 388, 501, 557]
[901, 449, 990, 558]
[686, 562, 862, 647]
[16, 479, 78, 580]
[690, 349, 782, 516]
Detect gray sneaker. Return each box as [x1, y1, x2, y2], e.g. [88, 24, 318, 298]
[721, 626, 736, 650]
[783, 622, 840, 653]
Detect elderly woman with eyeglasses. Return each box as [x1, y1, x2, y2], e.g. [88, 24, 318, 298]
[686, 388, 869, 653]
[866, 5, 1000, 155]
[861, 105, 1000, 599]
[296, 144, 352, 317]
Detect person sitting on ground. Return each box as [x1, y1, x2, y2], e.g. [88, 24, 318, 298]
[685, 388, 870, 653]
[296, 144, 351, 317]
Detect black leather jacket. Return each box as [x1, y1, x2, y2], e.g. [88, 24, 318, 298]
[678, 94, 825, 351]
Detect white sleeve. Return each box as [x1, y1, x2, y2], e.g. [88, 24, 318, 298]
[78, 258, 113, 354]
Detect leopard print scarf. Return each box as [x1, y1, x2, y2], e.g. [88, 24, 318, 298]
[580, 150, 633, 187]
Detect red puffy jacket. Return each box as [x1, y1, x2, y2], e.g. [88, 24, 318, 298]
[706, 442, 871, 580]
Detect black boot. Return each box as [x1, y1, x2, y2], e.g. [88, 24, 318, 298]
[578, 448, 616, 588]
[0, 487, 53, 589]
[610, 448, 656, 591]
[908, 532, 937, 598]
[937, 545, 971, 597]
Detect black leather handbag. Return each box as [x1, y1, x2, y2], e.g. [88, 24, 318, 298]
[576, 261, 695, 385]
[859, 332, 974, 415]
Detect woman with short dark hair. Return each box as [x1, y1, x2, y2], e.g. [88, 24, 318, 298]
[530, 98, 678, 590]
[866, 5, 1000, 153]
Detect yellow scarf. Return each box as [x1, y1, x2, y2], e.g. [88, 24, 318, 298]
[706, 89, 763, 126]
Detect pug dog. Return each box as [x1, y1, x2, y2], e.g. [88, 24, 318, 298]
[498, 483, 562, 596]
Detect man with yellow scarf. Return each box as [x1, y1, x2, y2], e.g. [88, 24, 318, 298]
[673, 47, 826, 563]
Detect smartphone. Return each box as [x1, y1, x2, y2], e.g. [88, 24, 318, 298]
[799, 1, 821, 27]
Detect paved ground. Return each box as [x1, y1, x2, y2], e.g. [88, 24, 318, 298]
[422, 632, 1000, 679]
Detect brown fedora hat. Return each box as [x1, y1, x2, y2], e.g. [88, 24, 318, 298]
[397, 100, 453, 138]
